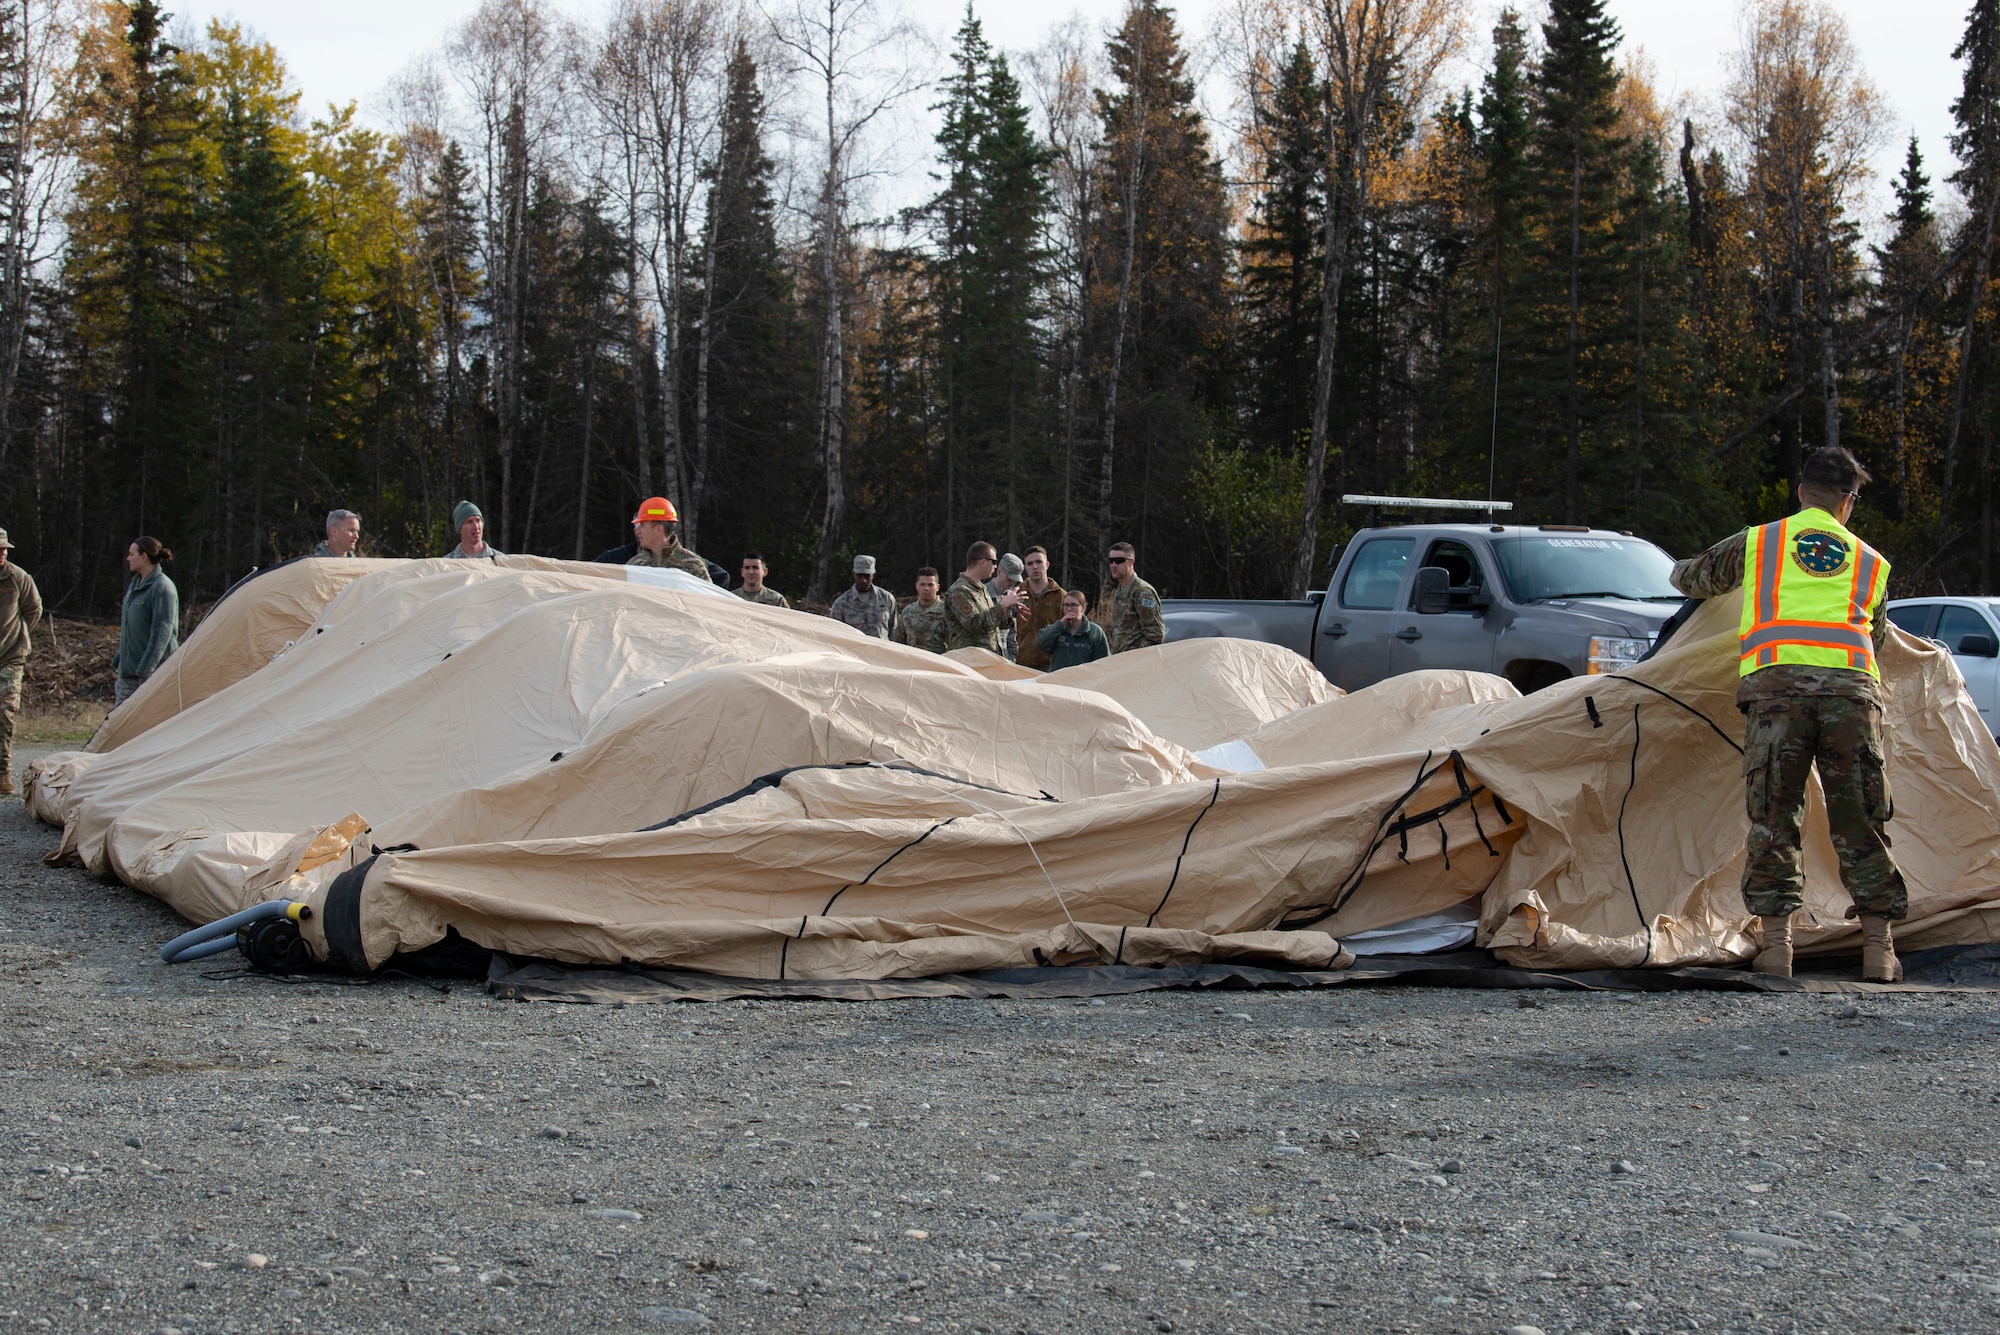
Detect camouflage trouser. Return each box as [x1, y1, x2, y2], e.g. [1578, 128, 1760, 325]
[0, 665, 19, 776]
[1741, 695, 1908, 920]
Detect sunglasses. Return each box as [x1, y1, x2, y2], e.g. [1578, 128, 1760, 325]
[1106, 556, 1129, 565]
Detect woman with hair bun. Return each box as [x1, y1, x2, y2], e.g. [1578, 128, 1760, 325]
[113, 536, 180, 706]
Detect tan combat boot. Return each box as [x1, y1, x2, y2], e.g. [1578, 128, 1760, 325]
[0, 770, 15, 798]
[1753, 914, 1794, 978]
[1859, 914, 1903, 983]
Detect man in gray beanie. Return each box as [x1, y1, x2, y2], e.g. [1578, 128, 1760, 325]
[443, 501, 502, 560]
[986, 552, 1025, 661]
[828, 555, 896, 638]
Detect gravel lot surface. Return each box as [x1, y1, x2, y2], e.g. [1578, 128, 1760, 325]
[5, 746, 2000, 1335]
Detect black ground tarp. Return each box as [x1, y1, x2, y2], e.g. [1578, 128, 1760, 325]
[482, 942, 2000, 1004]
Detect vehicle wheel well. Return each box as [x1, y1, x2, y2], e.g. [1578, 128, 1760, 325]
[1506, 660, 1571, 694]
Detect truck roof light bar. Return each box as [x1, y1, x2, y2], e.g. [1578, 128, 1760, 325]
[1339, 494, 1514, 512]
[1340, 494, 1514, 528]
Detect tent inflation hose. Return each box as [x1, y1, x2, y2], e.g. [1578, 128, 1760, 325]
[160, 900, 311, 966]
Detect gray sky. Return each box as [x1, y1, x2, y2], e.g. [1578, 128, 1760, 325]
[175, 0, 1973, 218]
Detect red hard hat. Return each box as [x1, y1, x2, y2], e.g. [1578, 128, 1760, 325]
[632, 496, 678, 524]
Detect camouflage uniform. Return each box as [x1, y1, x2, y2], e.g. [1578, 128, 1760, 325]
[0, 561, 40, 780]
[628, 538, 712, 582]
[1109, 575, 1165, 654]
[943, 575, 1015, 653]
[828, 584, 897, 638]
[311, 542, 357, 558]
[893, 598, 950, 654]
[734, 585, 789, 608]
[1672, 527, 1907, 920]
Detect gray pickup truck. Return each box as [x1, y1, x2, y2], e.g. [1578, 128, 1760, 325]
[1164, 522, 1687, 693]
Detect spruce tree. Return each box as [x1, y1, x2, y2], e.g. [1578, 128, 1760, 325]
[692, 39, 805, 579]
[1473, 10, 1531, 496]
[961, 51, 1052, 551]
[63, 0, 202, 573]
[189, 25, 317, 576]
[928, 6, 990, 551]
[927, 10, 1051, 553]
[1944, 0, 2000, 586]
[1240, 40, 1324, 460]
[1861, 139, 1948, 527]
[1090, 0, 1230, 592]
[418, 138, 481, 507]
[1525, 0, 1626, 521]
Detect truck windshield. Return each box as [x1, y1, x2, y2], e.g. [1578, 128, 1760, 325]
[1491, 536, 1681, 602]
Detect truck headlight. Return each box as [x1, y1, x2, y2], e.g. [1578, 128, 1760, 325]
[1586, 636, 1649, 674]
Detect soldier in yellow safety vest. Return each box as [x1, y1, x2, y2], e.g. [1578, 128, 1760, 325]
[1670, 446, 1908, 982]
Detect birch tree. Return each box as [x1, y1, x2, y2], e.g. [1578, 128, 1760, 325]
[1723, 0, 1881, 489]
[1022, 17, 1098, 587]
[1287, 0, 1462, 597]
[0, 0, 75, 465]
[769, 0, 918, 603]
[450, 0, 567, 550]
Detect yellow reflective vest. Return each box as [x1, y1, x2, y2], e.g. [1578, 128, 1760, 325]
[1738, 507, 1889, 679]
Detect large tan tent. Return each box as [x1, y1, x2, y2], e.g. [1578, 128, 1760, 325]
[26, 555, 2000, 981]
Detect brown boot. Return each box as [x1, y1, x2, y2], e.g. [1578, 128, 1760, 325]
[1860, 914, 1903, 983]
[0, 770, 15, 798]
[1752, 913, 1794, 977]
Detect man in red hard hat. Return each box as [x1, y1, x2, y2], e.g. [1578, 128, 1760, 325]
[625, 496, 711, 583]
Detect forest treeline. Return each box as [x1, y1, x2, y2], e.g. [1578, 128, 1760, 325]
[2, 0, 2000, 610]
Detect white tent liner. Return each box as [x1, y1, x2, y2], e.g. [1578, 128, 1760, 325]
[27, 556, 2000, 979]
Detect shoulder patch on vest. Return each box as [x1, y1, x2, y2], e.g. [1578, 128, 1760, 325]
[1790, 529, 1851, 577]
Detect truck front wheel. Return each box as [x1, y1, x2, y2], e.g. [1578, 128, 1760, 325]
[1507, 661, 1571, 695]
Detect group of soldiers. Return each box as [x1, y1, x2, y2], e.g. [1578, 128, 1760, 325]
[461, 494, 1167, 669]
[821, 541, 1163, 668]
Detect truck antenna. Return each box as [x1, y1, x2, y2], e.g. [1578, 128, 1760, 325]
[1487, 315, 1502, 509]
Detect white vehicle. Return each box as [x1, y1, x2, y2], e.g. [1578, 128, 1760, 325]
[1884, 596, 2000, 737]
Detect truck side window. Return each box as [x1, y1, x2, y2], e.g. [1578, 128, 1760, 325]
[1340, 538, 1414, 609]
[1416, 540, 1486, 609]
[1883, 603, 1933, 638]
[1935, 605, 1990, 653]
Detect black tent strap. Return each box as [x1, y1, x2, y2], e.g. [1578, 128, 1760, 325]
[1279, 750, 1466, 931]
[819, 817, 959, 917]
[1599, 675, 1743, 754]
[1618, 701, 1654, 966]
[1146, 779, 1222, 928]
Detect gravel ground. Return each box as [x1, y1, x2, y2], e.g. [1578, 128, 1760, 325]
[4, 745, 2000, 1335]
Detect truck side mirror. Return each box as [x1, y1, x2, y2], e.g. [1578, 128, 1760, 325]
[1958, 633, 1998, 658]
[1413, 566, 1450, 615]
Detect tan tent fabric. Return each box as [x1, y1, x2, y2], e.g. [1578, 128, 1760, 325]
[89, 558, 390, 753]
[1045, 637, 1338, 753]
[25, 563, 2000, 980]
